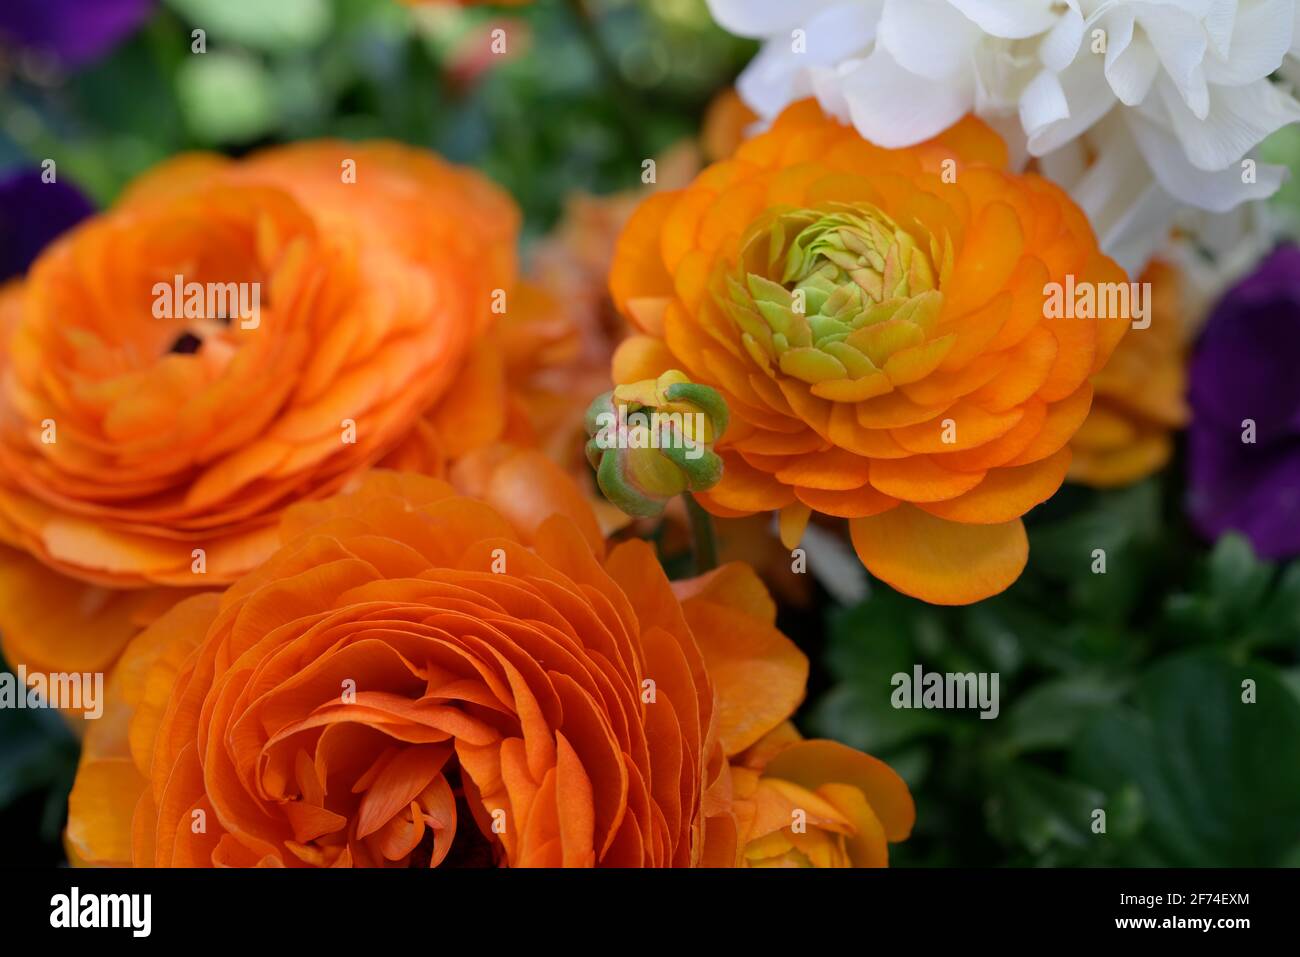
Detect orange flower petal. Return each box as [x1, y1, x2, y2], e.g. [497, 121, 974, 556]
[66, 758, 148, 866]
[850, 505, 1027, 605]
[681, 597, 808, 756]
[611, 335, 677, 385]
[919, 446, 1072, 524]
[761, 739, 915, 842]
[703, 452, 797, 513]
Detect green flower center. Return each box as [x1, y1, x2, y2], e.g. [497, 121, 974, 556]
[718, 202, 947, 393]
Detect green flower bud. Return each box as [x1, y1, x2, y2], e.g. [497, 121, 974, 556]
[584, 369, 729, 518]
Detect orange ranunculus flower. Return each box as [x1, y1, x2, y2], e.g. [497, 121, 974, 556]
[730, 722, 913, 867]
[0, 142, 531, 677]
[63, 459, 906, 867]
[1069, 260, 1188, 487]
[609, 100, 1130, 605]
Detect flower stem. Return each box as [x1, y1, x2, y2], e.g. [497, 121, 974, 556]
[684, 493, 718, 575]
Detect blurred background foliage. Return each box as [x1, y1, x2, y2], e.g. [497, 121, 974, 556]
[1, 0, 1298, 868]
[0, 0, 754, 237]
[810, 477, 1300, 866]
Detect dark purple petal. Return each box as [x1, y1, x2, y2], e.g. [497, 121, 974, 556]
[0, 168, 94, 282]
[1187, 243, 1300, 560]
[0, 0, 153, 67]
[1188, 247, 1300, 440]
[1188, 432, 1300, 560]
[1239, 243, 1300, 291]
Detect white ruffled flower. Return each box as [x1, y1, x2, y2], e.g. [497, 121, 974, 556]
[709, 0, 1300, 274]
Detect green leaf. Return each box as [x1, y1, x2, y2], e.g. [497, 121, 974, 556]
[1260, 124, 1300, 234]
[1162, 536, 1299, 651]
[810, 596, 952, 751]
[1252, 560, 1300, 651]
[984, 763, 1125, 858]
[822, 588, 946, 684]
[166, 0, 332, 53]
[1207, 533, 1272, 619]
[1069, 651, 1300, 866]
[176, 52, 277, 145]
[994, 671, 1131, 758]
[809, 683, 948, 755]
[1026, 480, 1164, 624]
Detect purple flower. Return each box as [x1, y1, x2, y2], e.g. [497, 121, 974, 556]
[1188, 244, 1300, 560]
[0, 168, 94, 282]
[0, 0, 153, 68]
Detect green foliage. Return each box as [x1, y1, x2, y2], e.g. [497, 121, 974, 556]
[166, 0, 333, 53]
[0, 653, 79, 862]
[1072, 653, 1300, 866]
[176, 51, 278, 143]
[0, 0, 754, 234]
[1261, 123, 1300, 234]
[810, 480, 1300, 867]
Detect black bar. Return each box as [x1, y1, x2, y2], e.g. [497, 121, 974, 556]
[2, 867, 1286, 943]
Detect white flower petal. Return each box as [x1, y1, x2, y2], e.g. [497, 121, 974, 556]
[811, 62, 857, 123]
[1168, 204, 1274, 328]
[1127, 107, 1288, 208]
[971, 36, 1039, 112]
[1202, 0, 1295, 86]
[1104, 9, 1161, 105]
[1057, 113, 1143, 213]
[841, 47, 975, 147]
[1186, 66, 1211, 119]
[1048, 116, 1178, 273]
[1036, 138, 1089, 187]
[1203, 0, 1240, 60]
[710, 0, 1300, 278]
[1019, 68, 1070, 136]
[1034, 117, 1159, 273]
[705, 0, 845, 38]
[878, 0, 979, 81]
[1038, 4, 1085, 72]
[730, 1, 882, 120]
[736, 41, 817, 121]
[1048, 138, 1177, 273]
[1159, 72, 1300, 169]
[1025, 54, 1116, 155]
[1099, 186, 1182, 277]
[1131, 4, 1211, 115]
[947, 0, 1060, 38]
[804, 1, 885, 65]
[1145, 0, 1216, 18]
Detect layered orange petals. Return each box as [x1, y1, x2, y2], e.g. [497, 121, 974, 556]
[0, 544, 189, 680]
[609, 100, 1128, 604]
[1069, 260, 1189, 488]
[64, 468, 824, 868]
[730, 723, 915, 868]
[0, 141, 518, 594]
[0, 143, 548, 682]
